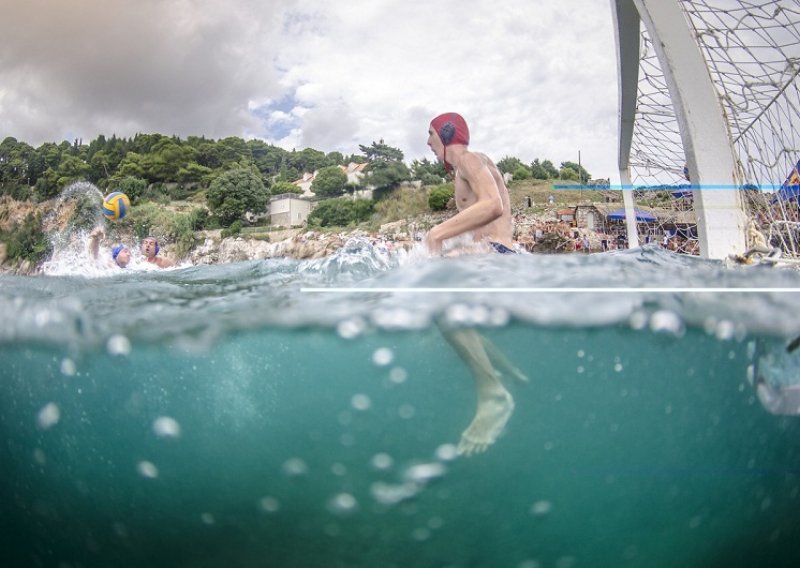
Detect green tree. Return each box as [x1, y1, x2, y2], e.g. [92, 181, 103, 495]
[114, 176, 148, 204]
[428, 185, 454, 210]
[54, 155, 91, 188]
[542, 160, 559, 179]
[560, 161, 590, 183]
[2, 211, 49, 263]
[497, 156, 525, 175]
[359, 140, 404, 163]
[206, 168, 269, 226]
[513, 165, 531, 180]
[359, 140, 410, 199]
[411, 158, 446, 185]
[177, 162, 213, 184]
[560, 166, 579, 181]
[311, 166, 347, 198]
[530, 159, 550, 180]
[270, 181, 302, 196]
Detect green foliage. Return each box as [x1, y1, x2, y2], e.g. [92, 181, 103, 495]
[307, 198, 374, 227]
[206, 168, 269, 226]
[2, 211, 50, 263]
[114, 176, 148, 203]
[188, 207, 211, 230]
[221, 220, 243, 238]
[126, 201, 196, 256]
[270, 181, 302, 196]
[359, 140, 404, 163]
[530, 159, 552, 180]
[374, 187, 431, 222]
[513, 166, 531, 180]
[497, 156, 525, 175]
[311, 166, 347, 198]
[560, 161, 591, 183]
[428, 185, 454, 211]
[411, 158, 446, 184]
[560, 166, 579, 181]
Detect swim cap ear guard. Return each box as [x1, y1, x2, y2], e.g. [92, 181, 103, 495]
[439, 122, 456, 145]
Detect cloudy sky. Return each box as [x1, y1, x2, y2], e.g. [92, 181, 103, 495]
[0, 0, 620, 181]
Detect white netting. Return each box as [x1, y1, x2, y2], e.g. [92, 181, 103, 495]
[627, 0, 800, 255]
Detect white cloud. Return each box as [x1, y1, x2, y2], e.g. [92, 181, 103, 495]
[0, 0, 620, 180]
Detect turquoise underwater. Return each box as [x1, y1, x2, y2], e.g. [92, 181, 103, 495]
[2, 240, 800, 567]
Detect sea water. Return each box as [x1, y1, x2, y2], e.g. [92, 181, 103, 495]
[2, 240, 800, 567]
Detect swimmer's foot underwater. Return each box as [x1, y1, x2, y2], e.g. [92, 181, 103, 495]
[442, 328, 524, 457]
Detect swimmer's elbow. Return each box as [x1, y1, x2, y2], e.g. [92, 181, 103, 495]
[486, 199, 503, 220]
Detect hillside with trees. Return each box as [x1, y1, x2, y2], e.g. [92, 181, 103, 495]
[0, 133, 597, 269]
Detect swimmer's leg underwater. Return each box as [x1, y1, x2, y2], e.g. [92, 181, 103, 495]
[438, 323, 528, 456]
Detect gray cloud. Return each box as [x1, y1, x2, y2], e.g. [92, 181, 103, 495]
[0, 0, 292, 143]
[0, 0, 620, 179]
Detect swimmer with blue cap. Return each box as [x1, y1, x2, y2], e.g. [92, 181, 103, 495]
[111, 243, 131, 267]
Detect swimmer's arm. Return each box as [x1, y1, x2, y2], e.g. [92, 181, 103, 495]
[426, 155, 503, 252]
[88, 227, 103, 259]
[157, 256, 176, 268]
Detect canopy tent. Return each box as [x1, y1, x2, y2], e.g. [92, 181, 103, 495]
[607, 208, 657, 222]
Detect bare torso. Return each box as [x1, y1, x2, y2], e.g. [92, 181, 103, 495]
[454, 152, 514, 247]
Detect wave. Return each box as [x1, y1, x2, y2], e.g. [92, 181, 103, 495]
[2, 238, 800, 350]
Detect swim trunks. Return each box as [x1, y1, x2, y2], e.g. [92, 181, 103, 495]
[490, 242, 516, 254]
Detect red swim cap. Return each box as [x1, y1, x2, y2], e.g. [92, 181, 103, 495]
[430, 112, 469, 147]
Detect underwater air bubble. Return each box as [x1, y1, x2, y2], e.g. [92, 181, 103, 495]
[715, 320, 736, 340]
[337, 317, 367, 339]
[398, 404, 415, 419]
[371, 452, 394, 471]
[200, 513, 215, 525]
[389, 367, 408, 384]
[331, 463, 347, 476]
[351, 393, 372, 411]
[137, 461, 159, 479]
[412, 527, 431, 541]
[404, 462, 446, 484]
[649, 310, 685, 336]
[259, 496, 280, 513]
[152, 416, 181, 438]
[629, 310, 648, 330]
[33, 448, 47, 465]
[36, 402, 61, 430]
[327, 493, 358, 516]
[434, 444, 458, 462]
[107, 334, 132, 356]
[282, 458, 308, 477]
[371, 307, 429, 330]
[370, 481, 419, 506]
[372, 347, 394, 366]
[60, 358, 77, 376]
[530, 500, 553, 517]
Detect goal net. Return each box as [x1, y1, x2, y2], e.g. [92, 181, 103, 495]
[627, 0, 800, 256]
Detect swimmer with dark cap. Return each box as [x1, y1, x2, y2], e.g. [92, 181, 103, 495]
[141, 236, 175, 268]
[424, 112, 527, 457]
